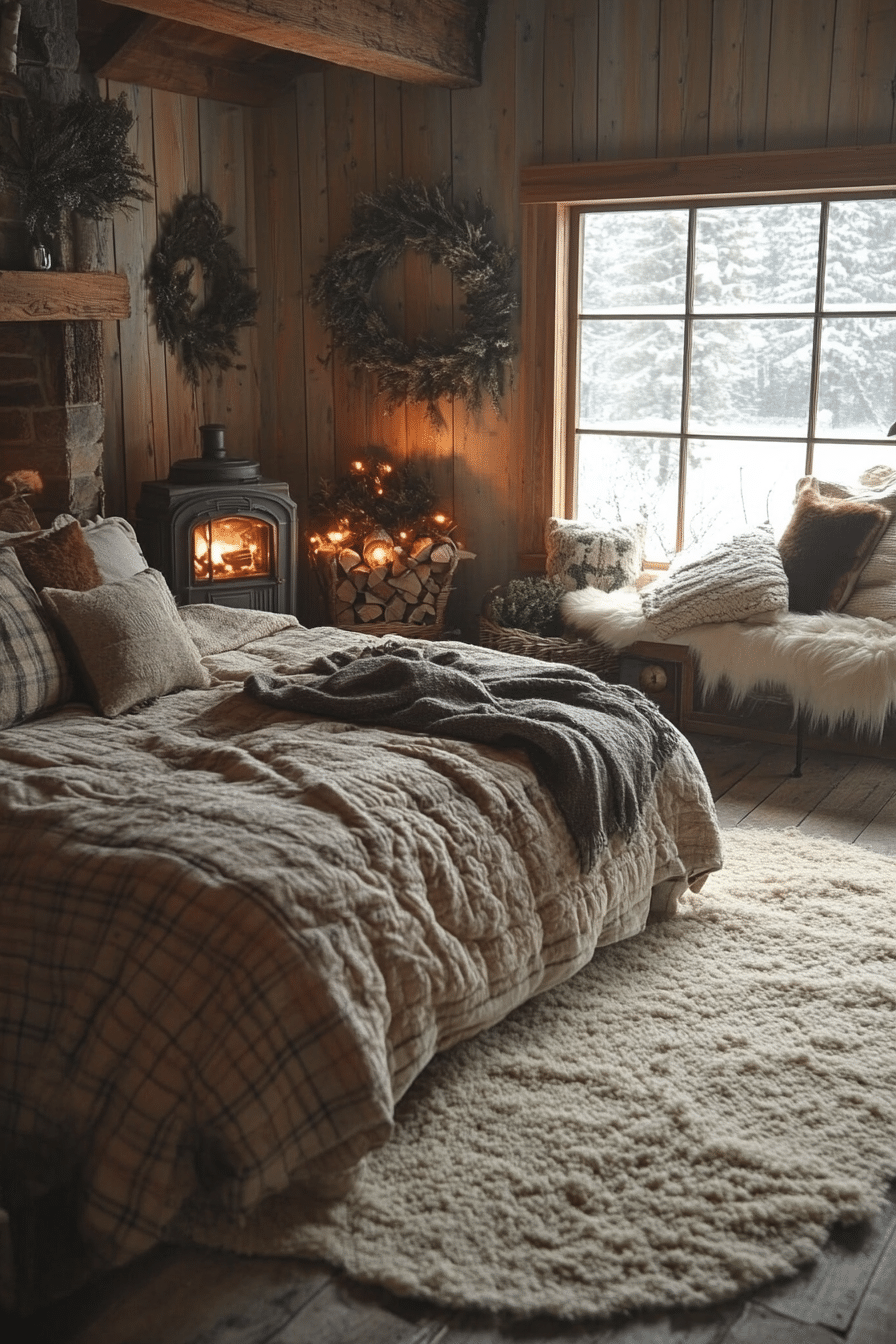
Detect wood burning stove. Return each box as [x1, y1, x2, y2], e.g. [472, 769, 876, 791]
[135, 425, 297, 613]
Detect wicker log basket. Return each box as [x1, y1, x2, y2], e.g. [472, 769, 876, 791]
[479, 585, 620, 678]
[315, 540, 462, 640]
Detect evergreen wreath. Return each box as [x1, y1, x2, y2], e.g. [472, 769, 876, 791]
[309, 179, 517, 427]
[147, 192, 260, 387]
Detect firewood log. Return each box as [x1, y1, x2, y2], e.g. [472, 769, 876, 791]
[338, 548, 361, 572]
[389, 571, 423, 597]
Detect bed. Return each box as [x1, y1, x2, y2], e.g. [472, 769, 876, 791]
[0, 551, 722, 1283]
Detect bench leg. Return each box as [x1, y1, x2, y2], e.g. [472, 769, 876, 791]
[792, 710, 804, 778]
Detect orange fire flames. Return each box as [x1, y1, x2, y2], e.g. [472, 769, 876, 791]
[192, 517, 272, 582]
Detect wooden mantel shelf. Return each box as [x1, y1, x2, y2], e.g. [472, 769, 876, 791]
[0, 270, 131, 321]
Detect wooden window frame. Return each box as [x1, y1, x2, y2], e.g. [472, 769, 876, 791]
[517, 144, 896, 572]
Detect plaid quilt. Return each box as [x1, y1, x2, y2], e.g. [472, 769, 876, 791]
[0, 621, 722, 1269]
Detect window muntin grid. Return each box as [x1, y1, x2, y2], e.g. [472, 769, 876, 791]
[573, 198, 896, 561]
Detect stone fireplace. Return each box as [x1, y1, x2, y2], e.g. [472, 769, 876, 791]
[0, 318, 104, 520]
[0, 0, 106, 523]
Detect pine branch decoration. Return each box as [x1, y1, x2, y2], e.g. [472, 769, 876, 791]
[310, 453, 440, 541]
[0, 91, 152, 245]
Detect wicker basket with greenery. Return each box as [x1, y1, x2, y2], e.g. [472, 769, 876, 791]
[479, 579, 619, 678]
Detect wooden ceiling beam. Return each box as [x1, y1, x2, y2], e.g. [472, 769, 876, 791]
[105, 0, 487, 88]
[88, 12, 314, 106]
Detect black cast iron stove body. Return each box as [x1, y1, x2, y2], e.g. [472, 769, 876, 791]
[135, 424, 297, 613]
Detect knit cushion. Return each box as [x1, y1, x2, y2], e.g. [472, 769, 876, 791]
[545, 518, 646, 593]
[40, 568, 211, 717]
[777, 479, 892, 614]
[811, 469, 896, 620]
[640, 524, 788, 638]
[0, 547, 73, 729]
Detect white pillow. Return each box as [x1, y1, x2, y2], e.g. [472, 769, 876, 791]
[545, 517, 646, 593]
[640, 524, 788, 638]
[41, 568, 210, 717]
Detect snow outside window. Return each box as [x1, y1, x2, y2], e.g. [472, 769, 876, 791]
[573, 199, 896, 563]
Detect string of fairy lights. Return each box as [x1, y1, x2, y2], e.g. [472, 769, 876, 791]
[308, 455, 456, 567]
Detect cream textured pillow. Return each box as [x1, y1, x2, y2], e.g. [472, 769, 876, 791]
[53, 514, 149, 583]
[0, 547, 73, 728]
[812, 469, 896, 619]
[545, 518, 646, 593]
[83, 516, 148, 582]
[640, 524, 788, 638]
[40, 568, 211, 717]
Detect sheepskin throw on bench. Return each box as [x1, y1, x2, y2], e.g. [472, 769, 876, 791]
[560, 466, 896, 738]
[563, 587, 896, 737]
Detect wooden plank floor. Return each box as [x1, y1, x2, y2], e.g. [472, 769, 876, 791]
[6, 733, 896, 1344]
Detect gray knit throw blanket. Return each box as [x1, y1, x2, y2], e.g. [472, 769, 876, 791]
[244, 642, 680, 873]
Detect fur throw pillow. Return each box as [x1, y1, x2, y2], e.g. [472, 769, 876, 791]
[811, 468, 896, 620]
[777, 479, 892, 613]
[14, 520, 103, 593]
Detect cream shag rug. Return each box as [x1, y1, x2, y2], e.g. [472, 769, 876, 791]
[182, 829, 896, 1320]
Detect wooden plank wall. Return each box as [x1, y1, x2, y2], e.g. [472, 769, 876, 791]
[101, 0, 896, 630]
[100, 85, 259, 516]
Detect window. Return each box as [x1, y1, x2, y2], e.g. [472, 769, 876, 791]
[572, 199, 896, 562]
[518, 146, 896, 569]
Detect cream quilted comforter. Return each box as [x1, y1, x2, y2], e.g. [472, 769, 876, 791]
[0, 614, 722, 1270]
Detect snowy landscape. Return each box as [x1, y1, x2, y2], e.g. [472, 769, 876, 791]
[575, 198, 896, 559]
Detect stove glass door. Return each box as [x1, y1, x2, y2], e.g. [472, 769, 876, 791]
[192, 516, 273, 583]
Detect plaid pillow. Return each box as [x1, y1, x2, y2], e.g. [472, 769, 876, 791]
[0, 547, 73, 729]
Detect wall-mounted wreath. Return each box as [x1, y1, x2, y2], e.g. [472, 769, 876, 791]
[309, 179, 517, 427]
[147, 192, 259, 387]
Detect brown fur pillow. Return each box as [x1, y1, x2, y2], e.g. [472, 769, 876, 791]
[14, 521, 103, 593]
[777, 481, 891, 613]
